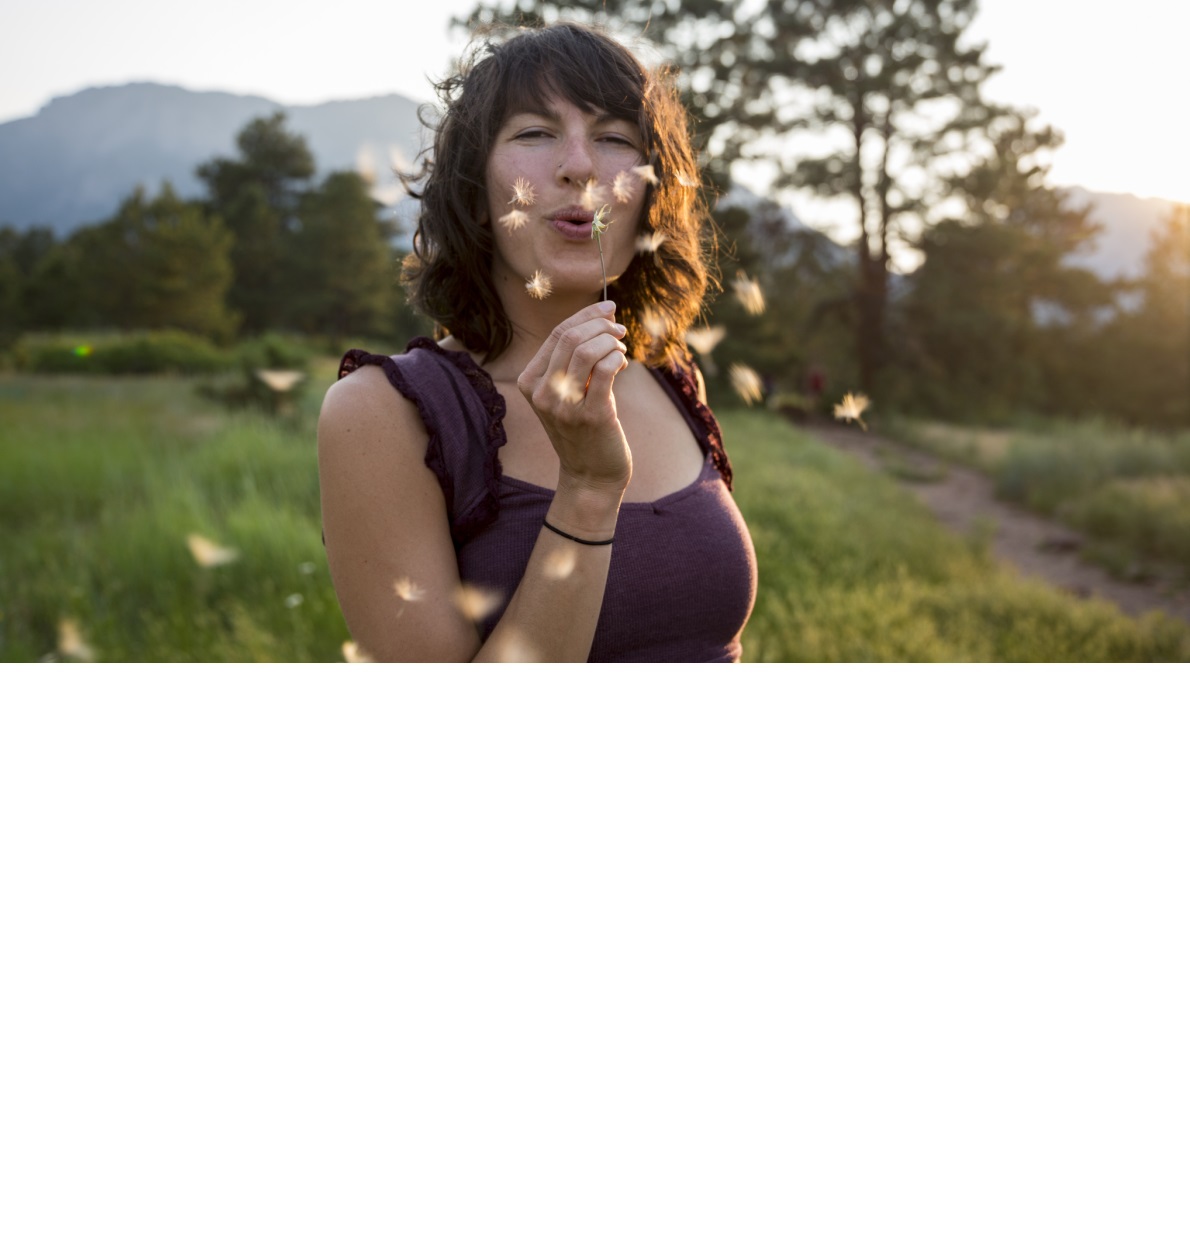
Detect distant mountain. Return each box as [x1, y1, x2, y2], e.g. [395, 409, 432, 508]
[1064, 188, 1178, 282]
[0, 82, 426, 236]
[0, 82, 1179, 287]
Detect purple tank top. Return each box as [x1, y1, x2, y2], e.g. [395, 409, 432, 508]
[338, 338, 757, 662]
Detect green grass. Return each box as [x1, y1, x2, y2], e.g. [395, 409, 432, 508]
[724, 410, 1190, 661]
[885, 415, 1190, 581]
[0, 368, 349, 662]
[2, 375, 1188, 661]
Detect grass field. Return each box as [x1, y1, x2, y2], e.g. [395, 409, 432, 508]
[2, 370, 1188, 661]
[884, 415, 1190, 583]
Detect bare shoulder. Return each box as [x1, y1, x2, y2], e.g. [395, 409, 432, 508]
[317, 359, 479, 662]
[319, 362, 425, 447]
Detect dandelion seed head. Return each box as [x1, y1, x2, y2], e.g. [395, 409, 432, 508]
[393, 576, 426, 602]
[187, 533, 239, 568]
[510, 178, 536, 207]
[729, 363, 764, 406]
[591, 204, 612, 239]
[454, 583, 503, 623]
[685, 325, 727, 355]
[57, 618, 94, 662]
[733, 273, 766, 315]
[611, 170, 634, 204]
[499, 209, 530, 232]
[342, 641, 372, 663]
[526, 270, 553, 299]
[632, 164, 658, 185]
[542, 546, 578, 581]
[549, 371, 584, 404]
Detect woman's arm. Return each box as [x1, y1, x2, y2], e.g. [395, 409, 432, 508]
[317, 305, 632, 662]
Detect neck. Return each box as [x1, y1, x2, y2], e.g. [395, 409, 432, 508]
[483, 268, 604, 380]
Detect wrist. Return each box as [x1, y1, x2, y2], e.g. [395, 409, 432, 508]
[549, 475, 624, 543]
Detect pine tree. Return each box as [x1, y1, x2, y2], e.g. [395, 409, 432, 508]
[458, 1, 1007, 390]
[197, 113, 316, 333]
[293, 172, 401, 346]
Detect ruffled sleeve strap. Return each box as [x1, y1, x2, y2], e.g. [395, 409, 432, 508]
[338, 338, 507, 545]
[651, 359, 735, 491]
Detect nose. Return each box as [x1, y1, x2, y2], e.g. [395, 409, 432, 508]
[555, 131, 596, 186]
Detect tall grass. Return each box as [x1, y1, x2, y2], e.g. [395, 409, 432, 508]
[1, 372, 348, 662]
[886, 415, 1190, 579]
[2, 376, 1188, 661]
[726, 411, 1190, 661]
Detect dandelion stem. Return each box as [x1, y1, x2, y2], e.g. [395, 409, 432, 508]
[591, 205, 611, 302]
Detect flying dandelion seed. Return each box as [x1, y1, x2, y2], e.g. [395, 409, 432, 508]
[632, 164, 658, 185]
[298, 561, 316, 575]
[488, 628, 539, 662]
[733, 273, 766, 315]
[676, 172, 698, 188]
[635, 230, 667, 254]
[549, 371, 584, 404]
[454, 583, 503, 623]
[499, 209, 529, 232]
[580, 178, 604, 211]
[57, 618, 94, 661]
[284, 593, 303, 609]
[640, 309, 668, 341]
[187, 533, 239, 567]
[543, 546, 578, 581]
[510, 178, 536, 207]
[389, 146, 413, 176]
[342, 641, 372, 663]
[729, 363, 764, 405]
[611, 170, 634, 203]
[255, 369, 305, 393]
[526, 270, 553, 300]
[833, 392, 871, 430]
[685, 326, 727, 356]
[393, 576, 426, 602]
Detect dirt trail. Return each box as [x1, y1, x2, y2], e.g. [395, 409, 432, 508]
[800, 421, 1190, 628]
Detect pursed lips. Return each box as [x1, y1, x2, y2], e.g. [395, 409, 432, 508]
[546, 207, 597, 240]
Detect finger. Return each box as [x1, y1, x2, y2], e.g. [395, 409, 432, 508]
[519, 303, 619, 390]
[581, 349, 630, 408]
[562, 336, 627, 399]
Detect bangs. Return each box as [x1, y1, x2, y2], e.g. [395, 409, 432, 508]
[491, 27, 646, 130]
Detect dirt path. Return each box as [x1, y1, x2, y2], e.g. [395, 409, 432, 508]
[800, 421, 1190, 627]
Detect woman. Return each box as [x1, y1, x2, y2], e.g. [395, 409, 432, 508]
[318, 22, 757, 661]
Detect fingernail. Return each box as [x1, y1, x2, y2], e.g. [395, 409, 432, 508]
[598, 300, 616, 311]
[611, 323, 627, 336]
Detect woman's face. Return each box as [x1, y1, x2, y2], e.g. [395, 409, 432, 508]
[484, 95, 649, 302]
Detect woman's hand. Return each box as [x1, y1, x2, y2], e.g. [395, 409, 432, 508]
[517, 301, 633, 498]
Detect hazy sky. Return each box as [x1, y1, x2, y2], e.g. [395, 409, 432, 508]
[2, 0, 1183, 205]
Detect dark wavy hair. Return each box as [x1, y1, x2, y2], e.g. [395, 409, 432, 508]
[401, 22, 712, 369]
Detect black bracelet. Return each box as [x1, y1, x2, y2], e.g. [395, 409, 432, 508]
[543, 518, 615, 547]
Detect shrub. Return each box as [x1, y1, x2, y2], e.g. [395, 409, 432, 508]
[16, 331, 232, 375]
